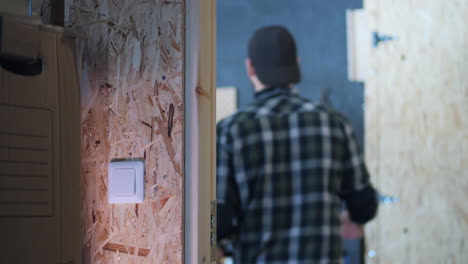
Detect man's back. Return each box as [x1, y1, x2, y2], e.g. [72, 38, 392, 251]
[217, 87, 375, 263]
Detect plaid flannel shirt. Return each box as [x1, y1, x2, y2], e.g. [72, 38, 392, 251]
[217, 87, 373, 264]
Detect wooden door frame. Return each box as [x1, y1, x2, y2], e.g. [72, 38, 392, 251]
[184, 0, 217, 263]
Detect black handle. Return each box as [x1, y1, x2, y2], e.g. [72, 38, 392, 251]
[0, 56, 43, 76]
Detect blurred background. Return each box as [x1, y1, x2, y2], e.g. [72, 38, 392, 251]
[216, 1, 365, 263]
[217, 0, 365, 148]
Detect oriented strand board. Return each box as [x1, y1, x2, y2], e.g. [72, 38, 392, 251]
[364, 0, 468, 263]
[66, 1, 185, 263]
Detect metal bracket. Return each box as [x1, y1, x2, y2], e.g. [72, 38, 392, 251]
[210, 200, 217, 262]
[373, 31, 397, 47]
[378, 193, 399, 204]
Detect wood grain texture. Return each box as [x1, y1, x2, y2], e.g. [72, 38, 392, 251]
[363, 0, 468, 263]
[184, 0, 217, 262]
[65, 0, 185, 263]
[103, 242, 150, 257]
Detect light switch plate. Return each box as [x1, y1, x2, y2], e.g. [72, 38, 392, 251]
[108, 160, 145, 204]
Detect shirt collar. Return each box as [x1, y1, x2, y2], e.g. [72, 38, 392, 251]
[254, 86, 294, 101]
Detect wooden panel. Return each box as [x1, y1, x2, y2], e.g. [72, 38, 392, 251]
[364, 0, 468, 263]
[66, 0, 185, 263]
[185, 0, 217, 263]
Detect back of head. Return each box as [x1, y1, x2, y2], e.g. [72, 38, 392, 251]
[248, 26, 301, 87]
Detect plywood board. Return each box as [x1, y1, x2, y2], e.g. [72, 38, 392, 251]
[363, 0, 468, 263]
[66, 0, 185, 263]
[184, 0, 217, 263]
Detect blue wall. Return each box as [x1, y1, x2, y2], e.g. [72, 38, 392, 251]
[217, 1, 365, 263]
[217, 0, 364, 147]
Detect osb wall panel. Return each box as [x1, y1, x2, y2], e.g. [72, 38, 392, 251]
[364, 0, 468, 263]
[66, 0, 184, 263]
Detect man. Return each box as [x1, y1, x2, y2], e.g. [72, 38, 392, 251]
[217, 26, 378, 264]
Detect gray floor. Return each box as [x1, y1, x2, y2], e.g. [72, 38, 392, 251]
[217, 1, 365, 263]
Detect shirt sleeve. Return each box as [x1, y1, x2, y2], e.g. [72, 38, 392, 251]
[216, 121, 242, 240]
[339, 120, 378, 224]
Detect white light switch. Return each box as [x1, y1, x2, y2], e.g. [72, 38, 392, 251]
[108, 160, 144, 204]
[110, 168, 135, 196]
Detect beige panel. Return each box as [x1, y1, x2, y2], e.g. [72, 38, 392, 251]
[0, 162, 50, 176]
[0, 104, 53, 217]
[57, 27, 81, 264]
[0, 15, 40, 59]
[66, 0, 185, 262]
[0, 1, 31, 16]
[1, 216, 60, 263]
[364, 0, 468, 263]
[2, 25, 58, 109]
[0, 22, 61, 264]
[0, 203, 50, 216]
[0, 176, 49, 189]
[0, 0, 43, 17]
[0, 189, 49, 202]
[0, 105, 52, 136]
[0, 134, 50, 150]
[0, 148, 50, 163]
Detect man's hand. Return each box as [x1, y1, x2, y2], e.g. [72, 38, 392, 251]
[340, 210, 363, 239]
[216, 247, 225, 264]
